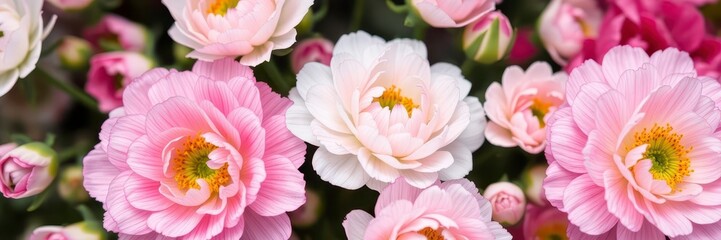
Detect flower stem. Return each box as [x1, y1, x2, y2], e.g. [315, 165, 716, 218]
[350, 0, 365, 31]
[35, 68, 98, 111]
[259, 61, 291, 95]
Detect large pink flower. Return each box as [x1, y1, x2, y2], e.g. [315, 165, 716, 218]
[162, 0, 313, 66]
[343, 179, 511, 240]
[484, 62, 566, 154]
[82, 58, 307, 239]
[286, 31, 486, 191]
[544, 46, 721, 238]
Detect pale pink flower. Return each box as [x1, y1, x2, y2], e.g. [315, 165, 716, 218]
[484, 62, 566, 154]
[84, 15, 148, 52]
[163, 0, 314, 66]
[538, 0, 602, 65]
[522, 204, 568, 240]
[484, 181, 527, 226]
[287, 31, 486, 190]
[544, 46, 721, 238]
[82, 58, 307, 239]
[46, 0, 93, 11]
[291, 38, 333, 74]
[0, 142, 58, 199]
[343, 179, 512, 240]
[29, 222, 103, 240]
[410, 0, 495, 28]
[85, 52, 154, 113]
[0, 0, 56, 97]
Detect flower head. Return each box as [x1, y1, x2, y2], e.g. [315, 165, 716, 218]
[538, 0, 602, 66]
[343, 179, 512, 240]
[163, 0, 314, 66]
[483, 181, 527, 226]
[29, 222, 104, 240]
[0, 0, 56, 97]
[544, 46, 721, 238]
[287, 31, 486, 190]
[484, 62, 566, 153]
[84, 15, 148, 52]
[85, 51, 154, 113]
[410, 0, 495, 28]
[0, 142, 58, 199]
[82, 58, 307, 239]
[291, 37, 334, 74]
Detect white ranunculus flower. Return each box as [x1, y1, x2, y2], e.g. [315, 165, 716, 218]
[0, 0, 56, 97]
[287, 31, 487, 191]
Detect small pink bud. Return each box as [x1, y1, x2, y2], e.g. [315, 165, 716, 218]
[58, 166, 89, 203]
[291, 38, 334, 73]
[57, 36, 92, 71]
[522, 164, 548, 206]
[84, 15, 149, 52]
[0, 142, 58, 199]
[538, 0, 602, 65]
[463, 11, 514, 64]
[29, 222, 103, 240]
[483, 181, 527, 226]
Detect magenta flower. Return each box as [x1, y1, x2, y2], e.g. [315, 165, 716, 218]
[85, 52, 154, 113]
[343, 179, 511, 240]
[544, 46, 721, 238]
[82, 58, 307, 239]
[84, 15, 148, 52]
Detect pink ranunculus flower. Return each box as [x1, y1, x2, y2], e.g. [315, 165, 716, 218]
[84, 15, 148, 52]
[85, 51, 154, 113]
[484, 62, 566, 154]
[522, 204, 569, 240]
[0, 0, 56, 97]
[410, 0, 495, 28]
[544, 45, 721, 238]
[286, 31, 487, 190]
[291, 38, 334, 74]
[162, 0, 314, 66]
[538, 0, 602, 66]
[29, 222, 103, 240]
[82, 58, 307, 239]
[343, 179, 512, 240]
[0, 142, 58, 199]
[484, 181, 527, 226]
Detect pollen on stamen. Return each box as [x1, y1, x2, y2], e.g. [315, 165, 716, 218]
[173, 135, 231, 192]
[373, 85, 418, 117]
[207, 0, 241, 16]
[418, 227, 445, 240]
[626, 123, 693, 192]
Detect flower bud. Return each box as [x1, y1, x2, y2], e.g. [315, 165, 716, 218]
[483, 181, 526, 226]
[58, 166, 89, 203]
[86, 52, 154, 113]
[0, 142, 58, 199]
[291, 38, 334, 73]
[521, 164, 547, 206]
[84, 15, 149, 52]
[463, 11, 514, 64]
[409, 0, 495, 28]
[57, 36, 92, 71]
[289, 188, 322, 228]
[29, 222, 104, 240]
[538, 0, 602, 65]
[46, 0, 94, 11]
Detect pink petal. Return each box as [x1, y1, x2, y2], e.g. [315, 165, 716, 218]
[437, 141, 473, 180]
[239, 211, 291, 240]
[564, 174, 619, 235]
[192, 58, 254, 82]
[255, 82, 292, 118]
[566, 60, 604, 105]
[104, 171, 153, 235]
[83, 145, 120, 202]
[249, 155, 305, 216]
[106, 115, 146, 171]
[603, 170, 643, 231]
[147, 204, 204, 237]
[124, 173, 173, 212]
[543, 162, 579, 211]
[374, 180, 423, 214]
[227, 108, 265, 159]
[601, 46, 650, 88]
[343, 210, 374, 240]
[571, 82, 611, 134]
[616, 220, 664, 240]
[566, 223, 617, 240]
[547, 111, 588, 174]
[484, 121, 516, 147]
[263, 115, 306, 168]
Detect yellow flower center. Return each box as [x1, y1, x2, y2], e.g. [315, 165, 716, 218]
[417, 227, 445, 240]
[207, 0, 240, 16]
[530, 98, 552, 128]
[374, 85, 418, 117]
[535, 223, 568, 240]
[627, 123, 693, 191]
[173, 135, 231, 192]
